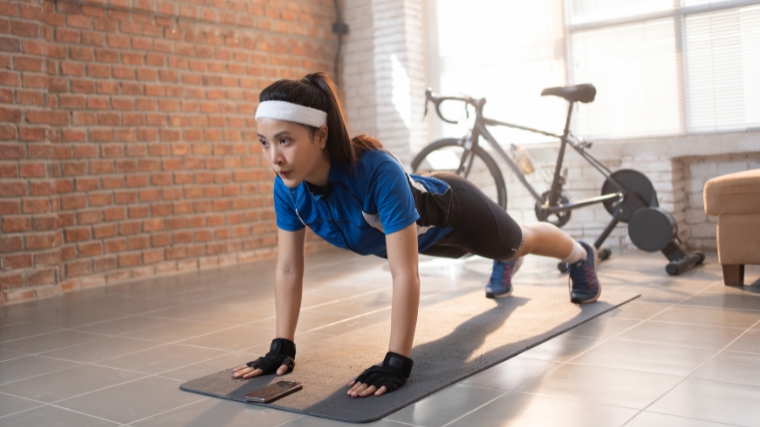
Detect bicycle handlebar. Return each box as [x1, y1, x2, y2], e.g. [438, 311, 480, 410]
[424, 88, 486, 124]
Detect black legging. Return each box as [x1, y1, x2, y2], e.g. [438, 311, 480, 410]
[420, 172, 523, 261]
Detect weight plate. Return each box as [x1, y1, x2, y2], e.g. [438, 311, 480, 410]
[601, 169, 658, 223]
[628, 207, 677, 252]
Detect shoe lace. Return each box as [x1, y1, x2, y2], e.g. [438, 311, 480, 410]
[489, 261, 512, 287]
[569, 261, 598, 291]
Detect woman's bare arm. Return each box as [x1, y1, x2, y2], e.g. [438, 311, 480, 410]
[348, 223, 420, 396]
[233, 227, 305, 378]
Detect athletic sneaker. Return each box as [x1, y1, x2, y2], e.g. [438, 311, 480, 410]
[485, 257, 523, 299]
[567, 241, 601, 304]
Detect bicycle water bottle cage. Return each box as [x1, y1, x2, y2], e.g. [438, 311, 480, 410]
[541, 84, 596, 104]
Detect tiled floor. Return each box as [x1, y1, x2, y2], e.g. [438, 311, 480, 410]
[1, 248, 759, 426]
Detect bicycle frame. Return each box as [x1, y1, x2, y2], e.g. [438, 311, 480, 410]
[456, 100, 632, 217]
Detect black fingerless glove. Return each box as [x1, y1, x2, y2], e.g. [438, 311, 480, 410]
[354, 352, 414, 393]
[246, 338, 296, 374]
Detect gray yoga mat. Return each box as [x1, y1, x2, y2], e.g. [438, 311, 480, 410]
[181, 286, 638, 423]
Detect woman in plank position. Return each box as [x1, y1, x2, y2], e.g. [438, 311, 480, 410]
[232, 72, 600, 397]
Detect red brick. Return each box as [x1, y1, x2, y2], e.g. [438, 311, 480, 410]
[0, 235, 23, 252]
[65, 260, 92, 277]
[89, 192, 112, 206]
[89, 163, 115, 178]
[128, 205, 148, 218]
[3, 217, 30, 232]
[0, 124, 17, 140]
[151, 203, 171, 216]
[96, 81, 119, 94]
[104, 238, 126, 253]
[4, 254, 32, 269]
[65, 227, 90, 243]
[128, 236, 149, 250]
[18, 162, 46, 177]
[27, 268, 56, 286]
[61, 61, 85, 76]
[22, 198, 50, 213]
[81, 31, 104, 46]
[118, 253, 140, 267]
[0, 143, 24, 159]
[70, 46, 94, 61]
[0, 163, 17, 177]
[77, 210, 102, 224]
[0, 107, 22, 123]
[35, 250, 61, 266]
[18, 127, 46, 142]
[78, 242, 102, 257]
[103, 176, 124, 189]
[0, 201, 20, 215]
[90, 129, 112, 142]
[29, 181, 57, 196]
[119, 221, 140, 235]
[143, 249, 163, 264]
[93, 256, 116, 272]
[26, 233, 56, 249]
[0, 274, 24, 290]
[67, 14, 91, 29]
[166, 247, 185, 260]
[93, 223, 117, 239]
[60, 194, 86, 210]
[103, 207, 125, 222]
[87, 63, 110, 78]
[0, 71, 20, 87]
[33, 216, 58, 230]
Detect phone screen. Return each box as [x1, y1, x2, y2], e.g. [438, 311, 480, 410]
[244, 381, 303, 403]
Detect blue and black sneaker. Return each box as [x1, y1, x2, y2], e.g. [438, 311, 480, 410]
[567, 241, 601, 304]
[485, 257, 523, 299]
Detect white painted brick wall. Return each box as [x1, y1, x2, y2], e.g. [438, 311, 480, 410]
[343, 0, 427, 165]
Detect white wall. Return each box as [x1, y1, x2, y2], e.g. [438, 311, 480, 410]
[343, 0, 427, 164]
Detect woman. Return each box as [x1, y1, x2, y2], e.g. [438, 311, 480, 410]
[232, 72, 600, 398]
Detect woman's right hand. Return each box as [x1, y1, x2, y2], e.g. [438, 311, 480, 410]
[232, 362, 291, 379]
[232, 338, 297, 379]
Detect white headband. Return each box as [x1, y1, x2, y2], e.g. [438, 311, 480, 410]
[255, 100, 328, 128]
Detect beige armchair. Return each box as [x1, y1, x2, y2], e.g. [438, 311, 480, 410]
[703, 169, 760, 286]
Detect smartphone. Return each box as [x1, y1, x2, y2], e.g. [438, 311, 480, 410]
[244, 381, 303, 403]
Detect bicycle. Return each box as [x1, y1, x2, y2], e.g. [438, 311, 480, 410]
[412, 85, 704, 275]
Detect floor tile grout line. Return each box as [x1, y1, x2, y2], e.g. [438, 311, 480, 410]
[120, 396, 210, 425]
[303, 292, 444, 334]
[513, 390, 651, 411]
[380, 418, 427, 427]
[620, 316, 760, 427]
[640, 410, 748, 427]
[0, 405, 43, 422]
[438, 389, 512, 427]
[605, 336, 748, 352]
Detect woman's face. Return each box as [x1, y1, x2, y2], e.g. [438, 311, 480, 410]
[257, 118, 330, 188]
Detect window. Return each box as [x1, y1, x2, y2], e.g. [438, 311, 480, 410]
[429, 0, 760, 141]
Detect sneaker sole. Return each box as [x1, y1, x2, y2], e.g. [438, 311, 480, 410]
[570, 289, 601, 304]
[485, 288, 513, 299]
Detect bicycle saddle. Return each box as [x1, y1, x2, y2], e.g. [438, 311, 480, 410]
[541, 84, 596, 103]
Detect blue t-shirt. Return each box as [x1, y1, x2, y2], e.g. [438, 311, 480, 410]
[273, 150, 456, 258]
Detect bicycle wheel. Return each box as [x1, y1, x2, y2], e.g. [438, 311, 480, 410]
[411, 138, 507, 209]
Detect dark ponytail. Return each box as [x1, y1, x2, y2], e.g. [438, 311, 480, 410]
[259, 72, 383, 170]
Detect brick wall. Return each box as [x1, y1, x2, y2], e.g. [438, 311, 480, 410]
[0, 0, 337, 306]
